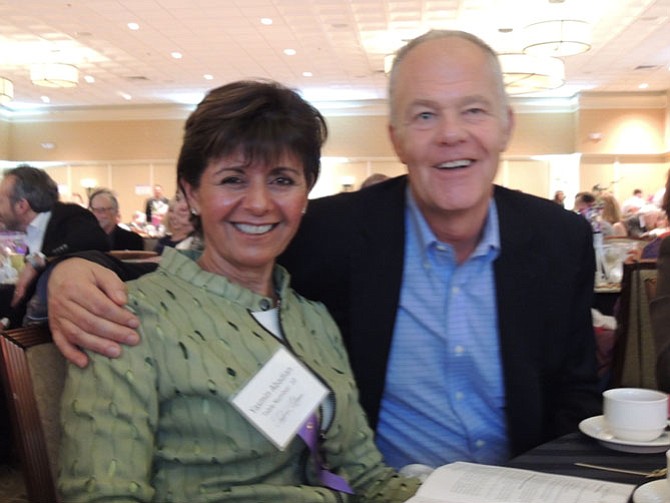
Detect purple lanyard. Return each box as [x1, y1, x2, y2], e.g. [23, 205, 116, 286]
[298, 413, 354, 494]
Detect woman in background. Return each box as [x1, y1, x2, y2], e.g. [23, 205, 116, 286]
[153, 190, 202, 254]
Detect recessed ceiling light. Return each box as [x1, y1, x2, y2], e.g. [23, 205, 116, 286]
[84, 75, 95, 83]
[40, 96, 50, 103]
[302, 71, 313, 77]
[203, 74, 214, 80]
[118, 91, 132, 100]
[40, 142, 55, 150]
[284, 48, 296, 56]
[171, 51, 183, 59]
[127, 22, 140, 30]
[260, 18, 273, 25]
[638, 83, 649, 89]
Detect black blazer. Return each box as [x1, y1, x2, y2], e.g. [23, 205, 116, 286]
[109, 225, 145, 251]
[280, 175, 602, 457]
[41, 202, 111, 257]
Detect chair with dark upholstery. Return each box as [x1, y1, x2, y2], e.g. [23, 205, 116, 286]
[0, 325, 64, 503]
[611, 260, 659, 390]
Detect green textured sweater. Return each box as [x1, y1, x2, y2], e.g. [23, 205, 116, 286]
[59, 248, 420, 502]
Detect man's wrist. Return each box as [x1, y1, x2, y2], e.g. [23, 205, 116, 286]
[24, 251, 46, 271]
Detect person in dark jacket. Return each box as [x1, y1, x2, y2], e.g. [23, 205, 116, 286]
[89, 188, 144, 251]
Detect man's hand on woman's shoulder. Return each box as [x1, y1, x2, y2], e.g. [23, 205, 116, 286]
[48, 258, 141, 367]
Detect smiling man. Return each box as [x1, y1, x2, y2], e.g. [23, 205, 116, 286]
[46, 30, 601, 470]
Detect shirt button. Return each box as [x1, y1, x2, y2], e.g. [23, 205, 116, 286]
[454, 345, 464, 355]
[475, 439, 486, 448]
[452, 286, 460, 294]
[455, 391, 464, 400]
[259, 299, 271, 311]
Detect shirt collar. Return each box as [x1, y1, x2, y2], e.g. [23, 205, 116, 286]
[406, 186, 500, 260]
[25, 210, 52, 253]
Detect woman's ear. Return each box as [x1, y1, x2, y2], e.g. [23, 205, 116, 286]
[181, 181, 199, 215]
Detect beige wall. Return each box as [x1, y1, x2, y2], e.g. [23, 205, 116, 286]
[8, 119, 183, 161]
[0, 120, 9, 159]
[1, 94, 669, 212]
[506, 112, 575, 156]
[578, 108, 666, 155]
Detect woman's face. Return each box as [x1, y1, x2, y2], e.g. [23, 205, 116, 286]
[183, 151, 308, 282]
[168, 191, 193, 231]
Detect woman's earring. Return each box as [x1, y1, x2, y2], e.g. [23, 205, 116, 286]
[301, 206, 307, 215]
[191, 208, 199, 216]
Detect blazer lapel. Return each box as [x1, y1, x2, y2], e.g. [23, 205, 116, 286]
[346, 177, 408, 425]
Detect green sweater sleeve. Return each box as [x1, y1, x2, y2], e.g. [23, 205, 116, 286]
[59, 333, 160, 502]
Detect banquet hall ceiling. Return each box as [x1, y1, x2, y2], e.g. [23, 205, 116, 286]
[0, 0, 669, 113]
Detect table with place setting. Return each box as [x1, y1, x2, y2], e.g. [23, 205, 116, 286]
[508, 417, 670, 502]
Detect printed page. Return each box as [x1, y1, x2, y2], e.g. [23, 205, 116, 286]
[405, 462, 634, 503]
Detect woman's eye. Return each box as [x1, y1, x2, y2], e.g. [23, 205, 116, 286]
[273, 176, 296, 186]
[220, 176, 243, 185]
[417, 111, 434, 121]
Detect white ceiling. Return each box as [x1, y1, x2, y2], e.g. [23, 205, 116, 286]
[0, 0, 669, 114]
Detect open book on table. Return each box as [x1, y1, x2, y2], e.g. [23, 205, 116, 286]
[404, 462, 635, 503]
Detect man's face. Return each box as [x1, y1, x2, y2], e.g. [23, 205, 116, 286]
[0, 176, 23, 231]
[89, 194, 117, 233]
[389, 37, 514, 227]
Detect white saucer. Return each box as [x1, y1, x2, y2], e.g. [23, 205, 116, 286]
[633, 480, 670, 503]
[578, 415, 670, 454]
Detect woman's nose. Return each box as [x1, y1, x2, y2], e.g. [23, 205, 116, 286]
[244, 183, 272, 212]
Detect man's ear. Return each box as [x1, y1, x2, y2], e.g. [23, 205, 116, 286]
[14, 198, 30, 214]
[500, 107, 515, 152]
[388, 122, 407, 165]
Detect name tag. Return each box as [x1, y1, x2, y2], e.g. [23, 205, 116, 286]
[231, 346, 328, 450]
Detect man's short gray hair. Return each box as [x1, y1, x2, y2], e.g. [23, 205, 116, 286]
[387, 30, 509, 126]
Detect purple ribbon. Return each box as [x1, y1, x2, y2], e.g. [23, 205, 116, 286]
[298, 413, 354, 494]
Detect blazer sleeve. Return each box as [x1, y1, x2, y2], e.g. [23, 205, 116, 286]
[42, 204, 111, 257]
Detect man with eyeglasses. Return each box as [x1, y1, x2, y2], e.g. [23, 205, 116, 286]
[89, 188, 144, 251]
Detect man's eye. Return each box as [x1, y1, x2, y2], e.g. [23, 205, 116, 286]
[417, 111, 434, 120]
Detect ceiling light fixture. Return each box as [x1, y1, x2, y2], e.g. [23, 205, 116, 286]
[0, 77, 14, 104]
[498, 53, 565, 95]
[523, 19, 592, 57]
[30, 63, 79, 88]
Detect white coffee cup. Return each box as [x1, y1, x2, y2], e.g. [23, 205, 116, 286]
[603, 388, 668, 442]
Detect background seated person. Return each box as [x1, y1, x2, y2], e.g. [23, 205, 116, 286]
[0, 165, 109, 318]
[153, 190, 202, 255]
[89, 188, 144, 251]
[58, 80, 420, 502]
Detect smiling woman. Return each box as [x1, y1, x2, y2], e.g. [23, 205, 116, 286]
[57, 80, 421, 502]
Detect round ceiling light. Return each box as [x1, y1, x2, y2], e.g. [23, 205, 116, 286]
[30, 63, 79, 88]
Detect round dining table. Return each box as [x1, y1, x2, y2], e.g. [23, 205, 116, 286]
[508, 429, 667, 502]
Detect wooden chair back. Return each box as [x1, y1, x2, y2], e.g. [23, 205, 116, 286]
[0, 325, 64, 503]
[611, 260, 659, 389]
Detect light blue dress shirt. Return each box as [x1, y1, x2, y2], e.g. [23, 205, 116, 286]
[375, 189, 509, 469]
